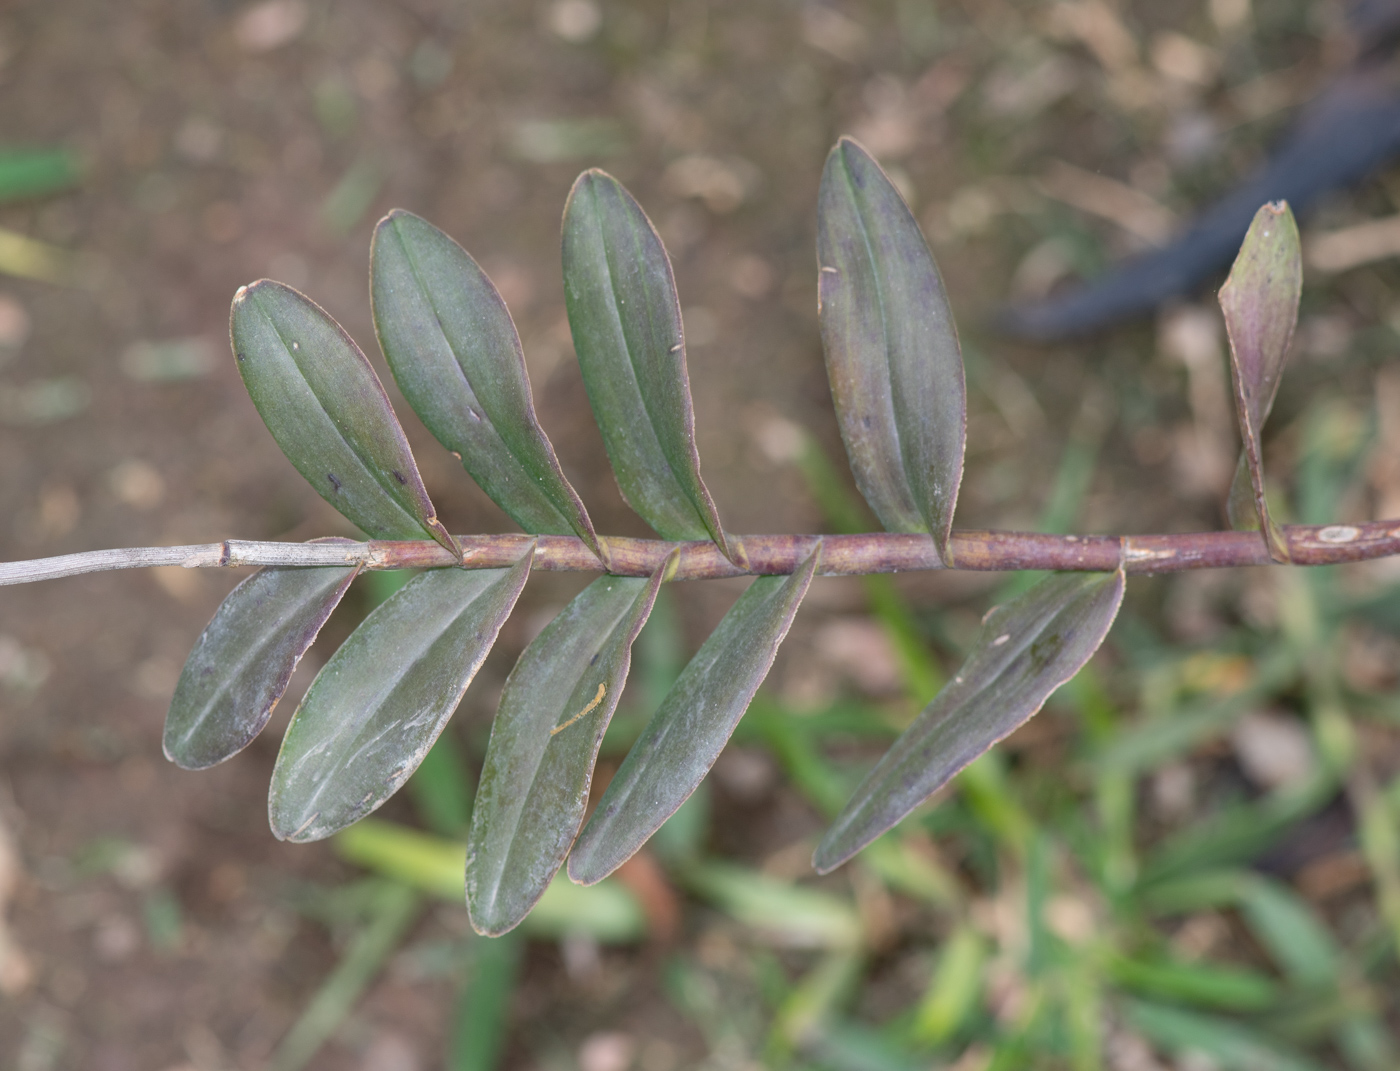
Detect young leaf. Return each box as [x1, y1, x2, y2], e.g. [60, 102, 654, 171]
[230, 280, 457, 553]
[817, 138, 966, 560]
[1219, 201, 1301, 562]
[164, 542, 360, 770]
[568, 544, 821, 885]
[269, 552, 532, 842]
[814, 569, 1125, 873]
[370, 211, 606, 563]
[561, 170, 735, 560]
[466, 558, 669, 936]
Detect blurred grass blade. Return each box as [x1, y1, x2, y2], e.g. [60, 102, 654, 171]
[1106, 954, 1279, 1011]
[466, 562, 668, 936]
[407, 731, 475, 837]
[269, 881, 421, 1071]
[230, 280, 457, 551]
[334, 819, 646, 941]
[815, 570, 1124, 873]
[681, 862, 862, 949]
[372, 211, 605, 562]
[270, 554, 532, 842]
[319, 157, 381, 235]
[164, 543, 359, 769]
[911, 924, 986, 1046]
[0, 227, 75, 284]
[1125, 1000, 1325, 1071]
[451, 932, 523, 1071]
[817, 137, 965, 559]
[1219, 201, 1301, 562]
[561, 169, 734, 559]
[568, 544, 821, 884]
[1238, 876, 1340, 989]
[0, 147, 81, 203]
[769, 952, 864, 1059]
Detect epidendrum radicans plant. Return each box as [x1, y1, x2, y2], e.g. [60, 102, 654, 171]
[0, 138, 1384, 937]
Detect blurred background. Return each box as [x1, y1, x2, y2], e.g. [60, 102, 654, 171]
[2, 0, 1400, 1068]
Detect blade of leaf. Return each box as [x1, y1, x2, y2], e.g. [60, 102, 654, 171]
[561, 169, 735, 561]
[164, 539, 360, 770]
[466, 557, 670, 936]
[231, 279, 457, 552]
[816, 137, 966, 559]
[269, 552, 532, 842]
[1219, 201, 1301, 562]
[0, 147, 82, 204]
[371, 210, 606, 564]
[568, 543, 821, 885]
[814, 569, 1125, 873]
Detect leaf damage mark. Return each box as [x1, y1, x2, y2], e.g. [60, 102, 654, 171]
[550, 682, 607, 736]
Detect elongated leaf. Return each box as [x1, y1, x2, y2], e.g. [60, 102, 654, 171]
[817, 138, 965, 559]
[814, 569, 1124, 873]
[231, 280, 457, 551]
[466, 561, 669, 936]
[568, 544, 821, 884]
[164, 541, 360, 770]
[370, 211, 605, 562]
[269, 553, 532, 842]
[1220, 201, 1301, 562]
[0, 147, 82, 203]
[561, 170, 733, 558]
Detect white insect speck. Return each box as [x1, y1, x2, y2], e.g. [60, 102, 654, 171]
[668, 343, 682, 354]
[291, 341, 299, 351]
[992, 634, 1010, 646]
[1317, 525, 1359, 544]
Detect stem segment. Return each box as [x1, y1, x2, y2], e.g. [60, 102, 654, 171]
[0, 521, 1395, 587]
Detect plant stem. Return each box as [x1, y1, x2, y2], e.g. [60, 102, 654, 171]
[0, 521, 1396, 586]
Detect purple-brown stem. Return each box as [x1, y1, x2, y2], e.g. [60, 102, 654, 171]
[0, 521, 1396, 587]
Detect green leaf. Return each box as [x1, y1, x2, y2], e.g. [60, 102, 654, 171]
[1107, 954, 1279, 1011]
[682, 861, 863, 949]
[816, 138, 966, 559]
[561, 170, 734, 559]
[568, 545, 821, 884]
[230, 280, 457, 551]
[164, 543, 360, 770]
[1237, 876, 1339, 990]
[451, 931, 523, 1071]
[269, 553, 532, 842]
[1220, 201, 1301, 562]
[268, 881, 421, 1071]
[814, 570, 1124, 873]
[0, 147, 82, 203]
[466, 561, 669, 936]
[370, 211, 606, 563]
[912, 924, 987, 1045]
[1125, 1000, 1325, 1071]
[333, 819, 648, 942]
